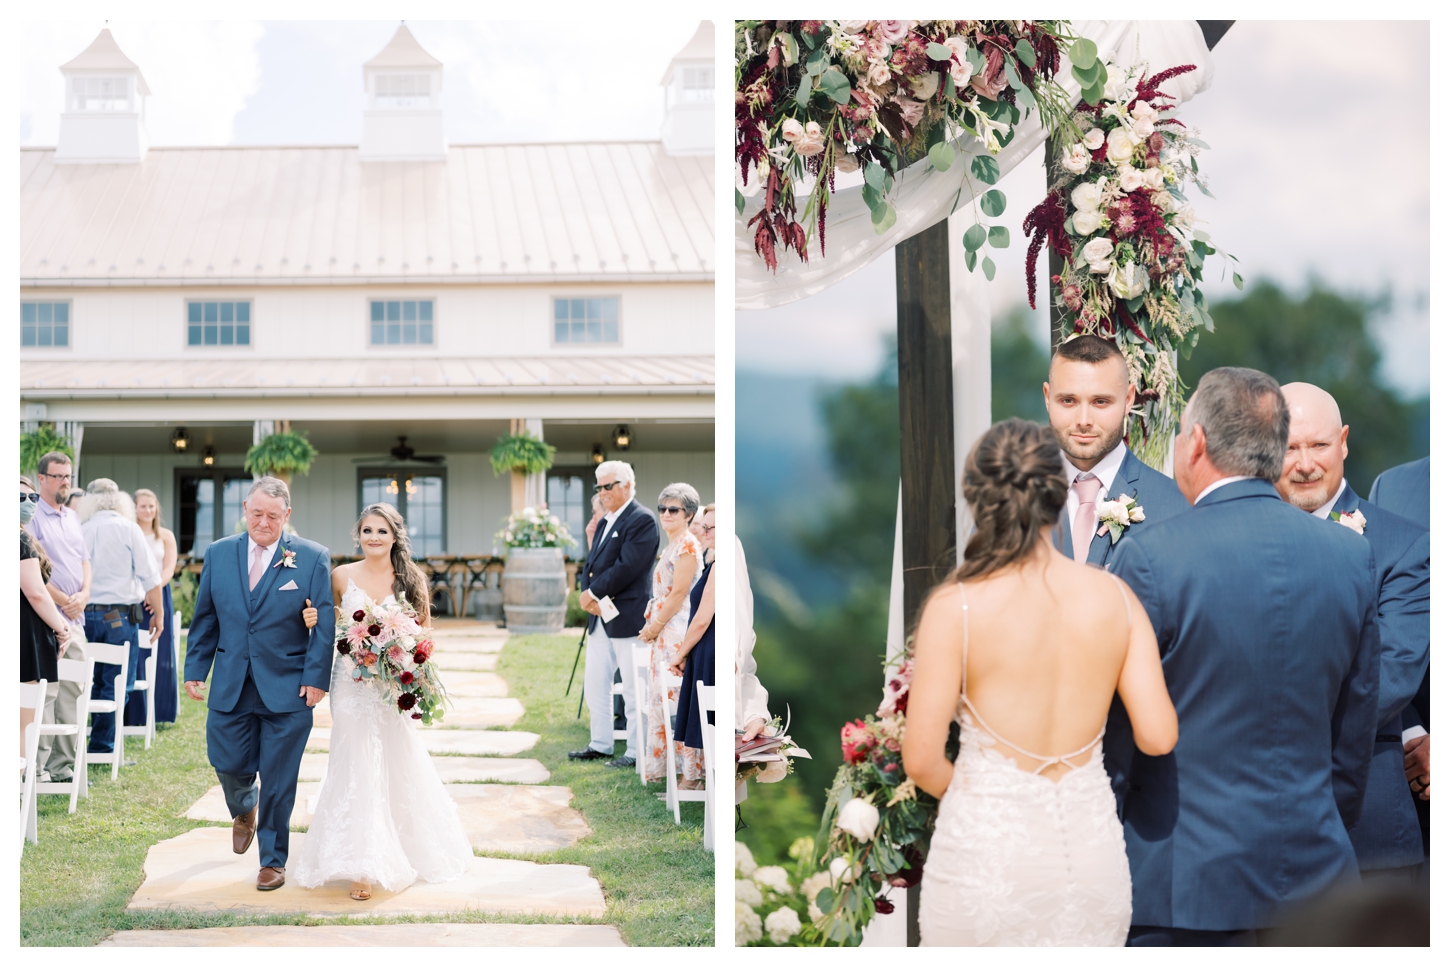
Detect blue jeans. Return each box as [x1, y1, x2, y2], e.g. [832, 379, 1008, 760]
[85, 610, 140, 754]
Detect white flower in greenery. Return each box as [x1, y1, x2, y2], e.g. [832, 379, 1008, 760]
[1176, 205, 1198, 230]
[736, 878, 763, 908]
[1105, 126, 1137, 164]
[867, 60, 891, 87]
[736, 901, 763, 945]
[838, 19, 869, 33]
[1102, 63, 1128, 101]
[736, 841, 758, 877]
[1132, 115, 1156, 140]
[795, 120, 826, 158]
[909, 72, 940, 101]
[1142, 167, 1166, 191]
[944, 36, 974, 86]
[1130, 504, 1147, 523]
[834, 150, 860, 173]
[757, 758, 789, 783]
[1108, 262, 1150, 300]
[765, 906, 803, 944]
[1131, 100, 1159, 122]
[1118, 166, 1145, 192]
[829, 855, 857, 883]
[1151, 189, 1174, 211]
[1331, 509, 1368, 535]
[754, 865, 792, 894]
[836, 798, 880, 842]
[1072, 208, 1104, 236]
[802, 870, 833, 921]
[1082, 127, 1106, 151]
[1082, 237, 1116, 273]
[1061, 143, 1090, 175]
[1070, 180, 1103, 213]
[780, 118, 804, 143]
[1106, 500, 1132, 527]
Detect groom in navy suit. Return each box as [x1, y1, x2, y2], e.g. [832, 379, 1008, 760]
[1276, 383, 1429, 886]
[1109, 368, 1380, 945]
[184, 477, 336, 890]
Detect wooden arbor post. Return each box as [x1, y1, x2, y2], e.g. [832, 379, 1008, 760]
[893, 21, 1232, 945]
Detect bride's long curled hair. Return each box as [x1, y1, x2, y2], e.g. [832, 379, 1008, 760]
[953, 419, 1068, 583]
[353, 503, 430, 616]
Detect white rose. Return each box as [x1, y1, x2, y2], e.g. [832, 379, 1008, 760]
[1133, 115, 1156, 140]
[1082, 127, 1106, 151]
[1082, 237, 1115, 272]
[1108, 262, 1149, 300]
[835, 797, 880, 842]
[1105, 126, 1137, 165]
[754, 865, 792, 894]
[1106, 501, 1132, 527]
[838, 20, 869, 33]
[1131, 100, 1158, 122]
[765, 906, 803, 944]
[834, 150, 860, 173]
[1129, 505, 1146, 523]
[736, 841, 758, 877]
[1117, 166, 1144, 192]
[1102, 64, 1128, 101]
[780, 118, 804, 143]
[736, 902, 763, 945]
[736, 878, 763, 907]
[1142, 167, 1165, 190]
[867, 60, 891, 87]
[1176, 204, 1197, 229]
[757, 758, 789, 782]
[1071, 208, 1104, 236]
[1070, 180, 1103, 212]
[908, 72, 940, 100]
[944, 36, 974, 86]
[829, 855, 857, 882]
[1151, 189, 1174, 211]
[801, 871, 833, 922]
[1061, 143, 1090, 175]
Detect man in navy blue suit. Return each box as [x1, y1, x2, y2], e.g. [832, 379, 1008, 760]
[570, 460, 659, 771]
[1276, 384, 1429, 887]
[184, 477, 336, 890]
[1109, 368, 1380, 945]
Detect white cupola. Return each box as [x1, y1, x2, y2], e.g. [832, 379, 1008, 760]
[660, 21, 713, 157]
[359, 24, 446, 163]
[55, 29, 150, 164]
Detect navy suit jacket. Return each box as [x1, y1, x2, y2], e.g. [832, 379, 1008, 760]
[1109, 478, 1380, 931]
[583, 499, 659, 638]
[1056, 447, 1190, 567]
[1332, 485, 1430, 870]
[1369, 456, 1429, 529]
[185, 531, 337, 714]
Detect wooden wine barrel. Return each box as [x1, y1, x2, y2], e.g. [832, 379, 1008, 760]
[501, 547, 567, 635]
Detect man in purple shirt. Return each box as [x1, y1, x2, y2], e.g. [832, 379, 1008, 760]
[25, 451, 91, 782]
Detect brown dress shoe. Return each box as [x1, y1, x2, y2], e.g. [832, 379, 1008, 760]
[232, 806, 258, 854]
[257, 866, 285, 891]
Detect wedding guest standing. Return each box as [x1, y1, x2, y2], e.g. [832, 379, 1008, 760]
[1276, 384, 1429, 887]
[736, 537, 771, 804]
[127, 488, 180, 726]
[1109, 368, 1380, 945]
[671, 503, 715, 790]
[639, 483, 702, 783]
[25, 452, 91, 784]
[21, 477, 70, 754]
[65, 489, 84, 512]
[570, 461, 657, 771]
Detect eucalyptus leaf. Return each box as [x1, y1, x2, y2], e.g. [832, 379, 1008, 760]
[801, 28, 820, 50]
[817, 886, 837, 914]
[734, 188, 744, 216]
[1127, 294, 1146, 314]
[819, 69, 852, 105]
[1072, 63, 1098, 88]
[1202, 311, 1215, 333]
[980, 189, 1007, 217]
[963, 223, 987, 252]
[982, 256, 997, 281]
[871, 201, 897, 234]
[1233, 271, 1244, 290]
[1197, 182, 1216, 199]
[987, 225, 1010, 248]
[796, 71, 812, 107]
[1081, 81, 1104, 106]
[1193, 229, 1211, 242]
[926, 41, 953, 61]
[970, 154, 1000, 185]
[928, 140, 955, 173]
[1004, 57, 1024, 91]
[1016, 84, 1038, 112]
[1015, 38, 1037, 68]
[966, 46, 986, 73]
[965, 248, 978, 271]
[943, 74, 956, 101]
[864, 162, 887, 193]
[861, 184, 882, 212]
[806, 46, 828, 75]
[1070, 38, 1098, 70]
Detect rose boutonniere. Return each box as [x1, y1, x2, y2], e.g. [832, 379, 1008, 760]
[1329, 509, 1368, 535]
[1097, 494, 1146, 544]
[275, 548, 298, 569]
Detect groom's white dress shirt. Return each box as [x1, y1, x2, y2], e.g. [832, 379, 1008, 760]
[1310, 479, 1349, 519]
[1062, 440, 1128, 525]
[1193, 475, 1254, 505]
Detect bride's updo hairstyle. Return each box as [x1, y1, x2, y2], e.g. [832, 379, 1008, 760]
[953, 418, 1068, 582]
[353, 503, 430, 616]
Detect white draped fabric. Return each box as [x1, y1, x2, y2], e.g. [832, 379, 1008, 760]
[735, 20, 1214, 311]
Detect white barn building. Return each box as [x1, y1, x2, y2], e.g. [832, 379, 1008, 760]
[20, 23, 715, 571]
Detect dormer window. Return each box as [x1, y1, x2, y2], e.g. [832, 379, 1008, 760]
[374, 74, 432, 110]
[680, 66, 713, 103]
[72, 76, 131, 112]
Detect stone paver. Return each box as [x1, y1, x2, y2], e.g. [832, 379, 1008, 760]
[184, 783, 318, 828]
[127, 828, 606, 917]
[312, 696, 524, 729]
[289, 752, 549, 785]
[431, 652, 498, 672]
[103, 924, 624, 946]
[439, 671, 510, 697]
[307, 727, 538, 756]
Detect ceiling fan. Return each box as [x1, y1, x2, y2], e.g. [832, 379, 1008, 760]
[352, 436, 445, 465]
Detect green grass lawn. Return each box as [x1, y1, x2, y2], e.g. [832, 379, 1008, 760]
[20, 631, 713, 947]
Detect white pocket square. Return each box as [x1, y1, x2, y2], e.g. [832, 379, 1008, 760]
[278, 580, 299, 591]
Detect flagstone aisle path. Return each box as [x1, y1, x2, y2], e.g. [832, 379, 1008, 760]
[102, 621, 623, 947]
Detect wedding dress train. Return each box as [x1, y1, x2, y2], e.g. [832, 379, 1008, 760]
[918, 584, 1132, 946]
[293, 580, 473, 892]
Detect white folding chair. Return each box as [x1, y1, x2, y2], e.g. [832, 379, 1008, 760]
[20, 680, 46, 847]
[36, 656, 95, 812]
[121, 628, 157, 749]
[82, 640, 131, 781]
[611, 674, 629, 743]
[697, 680, 715, 852]
[173, 609, 184, 711]
[631, 644, 653, 785]
[659, 661, 707, 824]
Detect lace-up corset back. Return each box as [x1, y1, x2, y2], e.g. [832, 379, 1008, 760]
[954, 579, 1129, 781]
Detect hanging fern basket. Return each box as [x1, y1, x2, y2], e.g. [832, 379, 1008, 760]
[490, 432, 556, 477]
[245, 431, 319, 483]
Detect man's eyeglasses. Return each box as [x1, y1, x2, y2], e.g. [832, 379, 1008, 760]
[38, 472, 72, 481]
[21, 492, 40, 504]
[658, 505, 686, 516]
[593, 481, 624, 493]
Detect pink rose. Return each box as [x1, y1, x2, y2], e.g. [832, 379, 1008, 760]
[874, 20, 912, 44]
[780, 118, 804, 143]
[794, 120, 826, 157]
[893, 95, 925, 129]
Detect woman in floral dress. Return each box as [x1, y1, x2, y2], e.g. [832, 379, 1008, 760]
[638, 482, 703, 782]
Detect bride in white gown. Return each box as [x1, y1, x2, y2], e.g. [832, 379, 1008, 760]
[293, 503, 473, 900]
[904, 419, 1178, 946]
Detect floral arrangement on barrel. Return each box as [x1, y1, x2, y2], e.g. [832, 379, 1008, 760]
[1024, 57, 1239, 467]
[494, 505, 576, 551]
[736, 20, 1108, 273]
[336, 599, 447, 725]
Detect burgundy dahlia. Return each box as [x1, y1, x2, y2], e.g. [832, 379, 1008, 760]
[413, 652, 428, 665]
[352, 609, 366, 622]
[397, 692, 417, 711]
[399, 671, 414, 685]
[336, 641, 351, 655]
[367, 624, 382, 637]
[875, 896, 896, 914]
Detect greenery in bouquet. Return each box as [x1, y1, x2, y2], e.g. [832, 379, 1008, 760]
[335, 599, 448, 725]
[735, 20, 1107, 274]
[495, 505, 577, 551]
[1024, 57, 1238, 467]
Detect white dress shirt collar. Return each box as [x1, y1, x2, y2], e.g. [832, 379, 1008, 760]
[1063, 440, 1129, 492]
[1310, 479, 1349, 519]
[247, 532, 281, 562]
[1194, 475, 1255, 505]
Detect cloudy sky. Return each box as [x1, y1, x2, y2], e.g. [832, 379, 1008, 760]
[736, 21, 1431, 396]
[20, 19, 704, 148]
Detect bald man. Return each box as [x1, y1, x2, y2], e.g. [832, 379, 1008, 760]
[1277, 382, 1430, 887]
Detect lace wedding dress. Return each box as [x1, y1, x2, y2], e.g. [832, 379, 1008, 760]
[293, 580, 473, 892]
[918, 584, 1132, 946]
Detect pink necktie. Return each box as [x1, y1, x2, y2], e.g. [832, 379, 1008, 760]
[249, 544, 268, 590]
[1072, 474, 1103, 564]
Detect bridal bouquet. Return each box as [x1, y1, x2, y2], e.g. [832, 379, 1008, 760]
[335, 600, 447, 725]
[736, 20, 1106, 271]
[1024, 58, 1238, 466]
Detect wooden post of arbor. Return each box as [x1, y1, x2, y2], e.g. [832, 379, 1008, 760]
[894, 22, 1232, 945]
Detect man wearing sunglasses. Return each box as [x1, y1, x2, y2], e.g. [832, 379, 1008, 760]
[569, 461, 659, 770]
